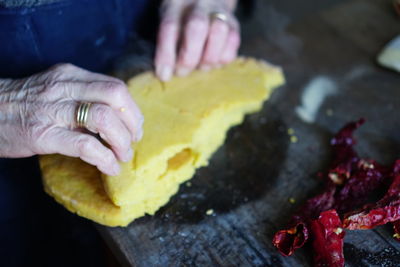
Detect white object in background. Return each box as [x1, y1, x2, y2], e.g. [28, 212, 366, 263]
[377, 35, 400, 72]
[296, 76, 337, 124]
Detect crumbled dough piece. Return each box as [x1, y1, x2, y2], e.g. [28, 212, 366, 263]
[287, 128, 295, 135]
[206, 209, 214, 216]
[40, 57, 285, 226]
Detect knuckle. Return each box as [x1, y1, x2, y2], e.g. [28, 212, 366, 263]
[102, 81, 128, 102]
[187, 16, 207, 33]
[103, 150, 115, 165]
[51, 63, 76, 73]
[159, 20, 178, 37]
[75, 136, 95, 156]
[93, 105, 113, 129]
[161, 18, 177, 29]
[211, 21, 228, 34]
[40, 81, 65, 99]
[44, 80, 62, 91]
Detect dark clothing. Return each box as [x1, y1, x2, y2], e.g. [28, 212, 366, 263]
[0, 0, 59, 8]
[0, 0, 148, 78]
[0, 0, 149, 266]
[0, 157, 108, 267]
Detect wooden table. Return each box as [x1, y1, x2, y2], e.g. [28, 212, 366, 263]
[98, 0, 400, 266]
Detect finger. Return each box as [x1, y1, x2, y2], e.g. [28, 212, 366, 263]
[43, 127, 121, 176]
[83, 103, 133, 162]
[200, 19, 230, 69]
[63, 81, 144, 142]
[49, 101, 133, 162]
[219, 29, 241, 64]
[175, 13, 209, 76]
[155, 18, 180, 81]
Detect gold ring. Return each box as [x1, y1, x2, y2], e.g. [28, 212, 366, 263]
[210, 12, 228, 23]
[76, 102, 92, 128]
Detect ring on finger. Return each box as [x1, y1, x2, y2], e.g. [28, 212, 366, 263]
[76, 102, 92, 128]
[210, 12, 229, 23]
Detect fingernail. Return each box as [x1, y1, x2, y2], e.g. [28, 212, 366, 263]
[124, 148, 133, 162]
[176, 67, 190, 77]
[133, 130, 143, 142]
[159, 65, 172, 81]
[111, 163, 120, 176]
[133, 116, 144, 142]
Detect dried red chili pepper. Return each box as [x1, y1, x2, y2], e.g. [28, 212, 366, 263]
[310, 210, 345, 267]
[333, 159, 389, 214]
[328, 119, 364, 185]
[273, 120, 400, 266]
[272, 223, 308, 257]
[273, 120, 363, 256]
[343, 171, 400, 230]
[328, 119, 389, 213]
[272, 186, 335, 256]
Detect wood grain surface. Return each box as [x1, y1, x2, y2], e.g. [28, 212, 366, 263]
[98, 0, 400, 266]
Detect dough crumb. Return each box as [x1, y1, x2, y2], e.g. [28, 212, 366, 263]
[326, 108, 333, 116]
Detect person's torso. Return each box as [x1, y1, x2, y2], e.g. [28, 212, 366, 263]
[0, 0, 148, 78]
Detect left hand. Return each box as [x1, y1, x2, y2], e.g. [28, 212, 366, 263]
[155, 0, 240, 81]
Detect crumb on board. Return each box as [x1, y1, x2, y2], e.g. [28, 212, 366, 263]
[206, 209, 214, 215]
[334, 227, 343, 235]
[290, 136, 298, 143]
[186, 181, 192, 187]
[287, 128, 295, 135]
[326, 108, 333, 116]
[289, 197, 296, 204]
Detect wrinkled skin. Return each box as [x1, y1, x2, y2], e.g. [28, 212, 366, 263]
[0, 64, 143, 176]
[0, 1, 240, 176]
[155, 0, 240, 81]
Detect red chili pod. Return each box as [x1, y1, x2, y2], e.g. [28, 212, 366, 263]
[272, 222, 308, 256]
[344, 172, 400, 230]
[272, 186, 336, 256]
[310, 210, 345, 267]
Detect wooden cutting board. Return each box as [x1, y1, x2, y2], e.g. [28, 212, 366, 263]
[98, 0, 400, 266]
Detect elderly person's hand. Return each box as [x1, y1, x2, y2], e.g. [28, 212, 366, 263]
[0, 64, 143, 176]
[155, 0, 240, 81]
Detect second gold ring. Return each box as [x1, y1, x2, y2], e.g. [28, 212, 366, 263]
[210, 12, 229, 23]
[76, 102, 92, 128]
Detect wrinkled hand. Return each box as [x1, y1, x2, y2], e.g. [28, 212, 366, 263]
[0, 64, 143, 176]
[155, 0, 240, 81]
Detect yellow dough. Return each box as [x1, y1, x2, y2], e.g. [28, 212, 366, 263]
[40, 57, 284, 226]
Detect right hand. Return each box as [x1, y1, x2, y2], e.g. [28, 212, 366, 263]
[0, 64, 144, 176]
[155, 0, 240, 81]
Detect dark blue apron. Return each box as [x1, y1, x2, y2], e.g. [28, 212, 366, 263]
[0, 0, 149, 266]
